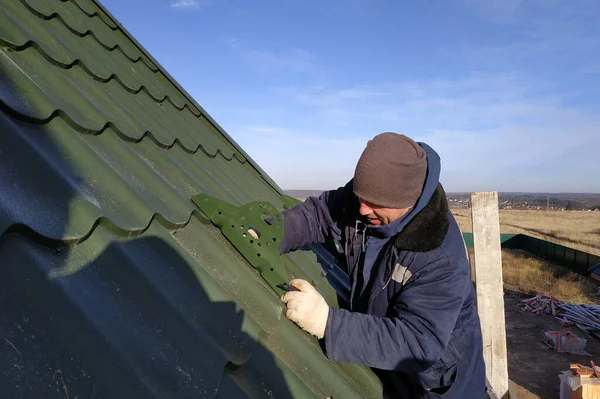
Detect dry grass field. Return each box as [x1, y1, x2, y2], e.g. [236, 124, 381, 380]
[501, 249, 598, 303]
[452, 208, 600, 256]
[454, 208, 600, 303]
[466, 246, 597, 304]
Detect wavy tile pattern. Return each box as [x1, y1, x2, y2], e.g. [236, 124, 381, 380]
[0, 0, 380, 397]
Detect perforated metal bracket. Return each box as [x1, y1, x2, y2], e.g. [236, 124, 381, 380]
[191, 193, 289, 296]
[281, 194, 302, 210]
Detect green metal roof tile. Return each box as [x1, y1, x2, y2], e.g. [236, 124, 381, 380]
[0, 0, 383, 396]
[0, 44, 231, 156]
[1, 1, 177, 106]
[167, 216, 286, 336]
[259, 321, 383, 398]
[214, 375, 251, 398]
[0, 114, 169, 239]
[226, 344, 322, 399]
[332, 360, 387, 399]
[1, 2, 230, 155]
[0, 218, 369, 398]
[0, 230, 243, 398]
[129, 139, 256, 205]
[0, 112, 286, 240]
[87, 0, 277, 189]
[77, 221, 266, 362]
[19, 0, 153, 69]
[69, 0, 119, 32]
[0, 113, 101, 240]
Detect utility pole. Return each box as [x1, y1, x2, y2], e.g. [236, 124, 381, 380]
[471, 191, 512, 398]
[547, 195, 550, 212]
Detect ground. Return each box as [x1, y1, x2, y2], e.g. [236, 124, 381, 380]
[505, 291, 600, 399]
[451, 209, 600, 398]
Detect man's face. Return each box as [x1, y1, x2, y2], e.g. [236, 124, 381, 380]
[358, 199, 412, 226]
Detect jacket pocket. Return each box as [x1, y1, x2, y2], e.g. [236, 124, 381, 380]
[424, 363, 460, 398]
[419, 329, 464, 394]
[419, 359, 458, 393]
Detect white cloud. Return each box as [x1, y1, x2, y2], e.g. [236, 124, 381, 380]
[245, 48, 314, 74]
[170, 0, 202, 9]
[275, 74, 530, 130]
[223, 38, 315, 74]
[226, 125, 368, 190]
[463, 0, 525, 21]
[220, 72, 600, 192]
[208, 0, 599, 192]
[295, 86, 387, 107]
[269, 85, 393, 127]
[221, 36, 238, 45]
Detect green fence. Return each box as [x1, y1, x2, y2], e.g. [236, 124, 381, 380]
[462, 233, 600, 275]
[461, 233, 518, 249]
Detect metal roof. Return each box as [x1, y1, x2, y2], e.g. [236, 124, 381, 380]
[0, 0, 382, 397]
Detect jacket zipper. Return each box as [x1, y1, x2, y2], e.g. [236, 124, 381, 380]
[348, 220, 367, 310]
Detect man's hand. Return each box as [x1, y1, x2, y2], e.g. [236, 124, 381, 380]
[281, 279, 329, 339]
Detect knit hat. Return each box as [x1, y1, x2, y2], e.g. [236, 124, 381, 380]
[353, 132, 427, 208]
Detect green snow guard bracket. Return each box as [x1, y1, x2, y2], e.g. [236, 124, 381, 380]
[191, 193, 289, 297]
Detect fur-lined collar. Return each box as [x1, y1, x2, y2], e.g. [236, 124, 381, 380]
[392, 183, 449, 252]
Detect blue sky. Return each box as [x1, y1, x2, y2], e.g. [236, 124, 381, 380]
[101, 0, 599, 193]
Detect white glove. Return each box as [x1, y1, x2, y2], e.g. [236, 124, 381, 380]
[281, 279, 330, 339]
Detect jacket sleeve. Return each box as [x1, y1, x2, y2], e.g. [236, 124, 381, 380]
[323, 254, 472, 373]
[279, 180, 355, 255]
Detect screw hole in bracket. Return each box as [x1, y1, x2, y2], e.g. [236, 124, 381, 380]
[247, 226, 260, 239]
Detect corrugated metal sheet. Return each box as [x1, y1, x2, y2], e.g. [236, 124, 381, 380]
[0, 0, 382, 397]
[462, 232, 600, 275]
[502, 235, 600, 275]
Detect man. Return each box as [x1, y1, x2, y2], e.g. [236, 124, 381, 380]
[279, 132, 487, 398]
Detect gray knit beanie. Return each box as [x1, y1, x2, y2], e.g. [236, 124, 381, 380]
[353, 132, 427, 208]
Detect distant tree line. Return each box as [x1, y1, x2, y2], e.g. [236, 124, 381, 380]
[446, 194, 600, 211]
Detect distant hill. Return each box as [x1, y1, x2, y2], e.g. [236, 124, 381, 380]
[285, 190, 600, 211]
